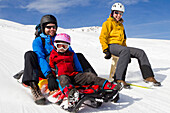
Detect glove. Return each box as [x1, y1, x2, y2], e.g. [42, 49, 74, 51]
[104, 48, 111, 59]
[47, 72, 58, 91]
[104, 51, 111, 59]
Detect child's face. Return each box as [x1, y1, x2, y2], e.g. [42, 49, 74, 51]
[113, 11, 123, 21]
[54, 42, 69, 53]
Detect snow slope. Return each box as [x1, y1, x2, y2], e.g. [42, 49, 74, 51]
[0, 19, 170, 113]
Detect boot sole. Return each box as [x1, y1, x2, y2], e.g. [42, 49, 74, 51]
[35, 97, 46, 105]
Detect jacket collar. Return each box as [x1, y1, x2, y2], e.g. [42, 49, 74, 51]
[40, 33, 56, 39]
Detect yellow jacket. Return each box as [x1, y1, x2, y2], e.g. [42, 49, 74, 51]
[99, 16, 127, 52]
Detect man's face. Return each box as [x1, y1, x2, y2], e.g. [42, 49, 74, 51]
[44, 23, 57, 36]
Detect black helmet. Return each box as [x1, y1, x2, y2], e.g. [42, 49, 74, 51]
[40, 14, 58, 34]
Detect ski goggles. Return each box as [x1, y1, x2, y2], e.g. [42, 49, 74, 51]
[114, 11, 123, 16]
[54, 42, 69, 50]
[45, 25, 56, 29]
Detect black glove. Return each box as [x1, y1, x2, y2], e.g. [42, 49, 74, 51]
[47, 72, 58, 91]
[104, 51, 111, 59]
[104, 49, 111, 59]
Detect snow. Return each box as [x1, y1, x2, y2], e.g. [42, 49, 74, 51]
[0, 19, 170, 113]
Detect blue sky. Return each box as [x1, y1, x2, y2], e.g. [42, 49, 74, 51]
[0, 0, 170, 40]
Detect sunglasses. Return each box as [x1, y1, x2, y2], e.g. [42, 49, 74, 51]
[114, 11, 123, 16]
[45, 25, 56, 29]
[54, 42, 69, 50]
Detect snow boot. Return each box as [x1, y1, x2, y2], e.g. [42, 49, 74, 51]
[67, 88, 80, 111]
[144, 77, 161, 86]
[30, 82, 46, 105]
[117, 80, 130, 89]
[61, 84, 79, 111]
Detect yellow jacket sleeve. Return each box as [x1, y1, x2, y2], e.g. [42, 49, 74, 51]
[99, 21, 111, 52]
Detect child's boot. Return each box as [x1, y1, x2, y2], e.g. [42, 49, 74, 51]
[61, 84, 79, 111]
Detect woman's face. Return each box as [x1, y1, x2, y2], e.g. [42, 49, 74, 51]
[44, 23, 57, 36]
[113, 11, 123, 21]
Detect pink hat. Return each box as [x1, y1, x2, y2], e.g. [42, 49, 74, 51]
[54, 33, 71, 44]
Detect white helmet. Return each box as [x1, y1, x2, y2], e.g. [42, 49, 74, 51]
[111, 3, 125, 12]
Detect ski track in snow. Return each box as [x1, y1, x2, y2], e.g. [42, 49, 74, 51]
[0, 19, 170, 113]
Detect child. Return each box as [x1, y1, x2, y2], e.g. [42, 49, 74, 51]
[49, 33, 122, 107]
[99, 3, 161, 89]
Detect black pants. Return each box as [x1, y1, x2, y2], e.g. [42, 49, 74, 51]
[58, 72, 105, 88]
[22, 51, 43, 85]
[22, 51, 97, 86]
[109, 44, 154, 80]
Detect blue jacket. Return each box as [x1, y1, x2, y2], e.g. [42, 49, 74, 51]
[32, 33, 83, 77]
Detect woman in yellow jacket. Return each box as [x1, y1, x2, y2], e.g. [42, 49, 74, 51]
[99, 3, 161, 88]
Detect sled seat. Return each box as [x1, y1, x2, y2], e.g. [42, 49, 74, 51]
[109, 55, 119, 79]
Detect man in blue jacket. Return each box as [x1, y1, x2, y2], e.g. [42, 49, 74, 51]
[22, 15, 83, 105]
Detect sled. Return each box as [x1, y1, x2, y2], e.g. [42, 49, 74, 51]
[38, 79, 120, 113]
[13, 70, 120, 113]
